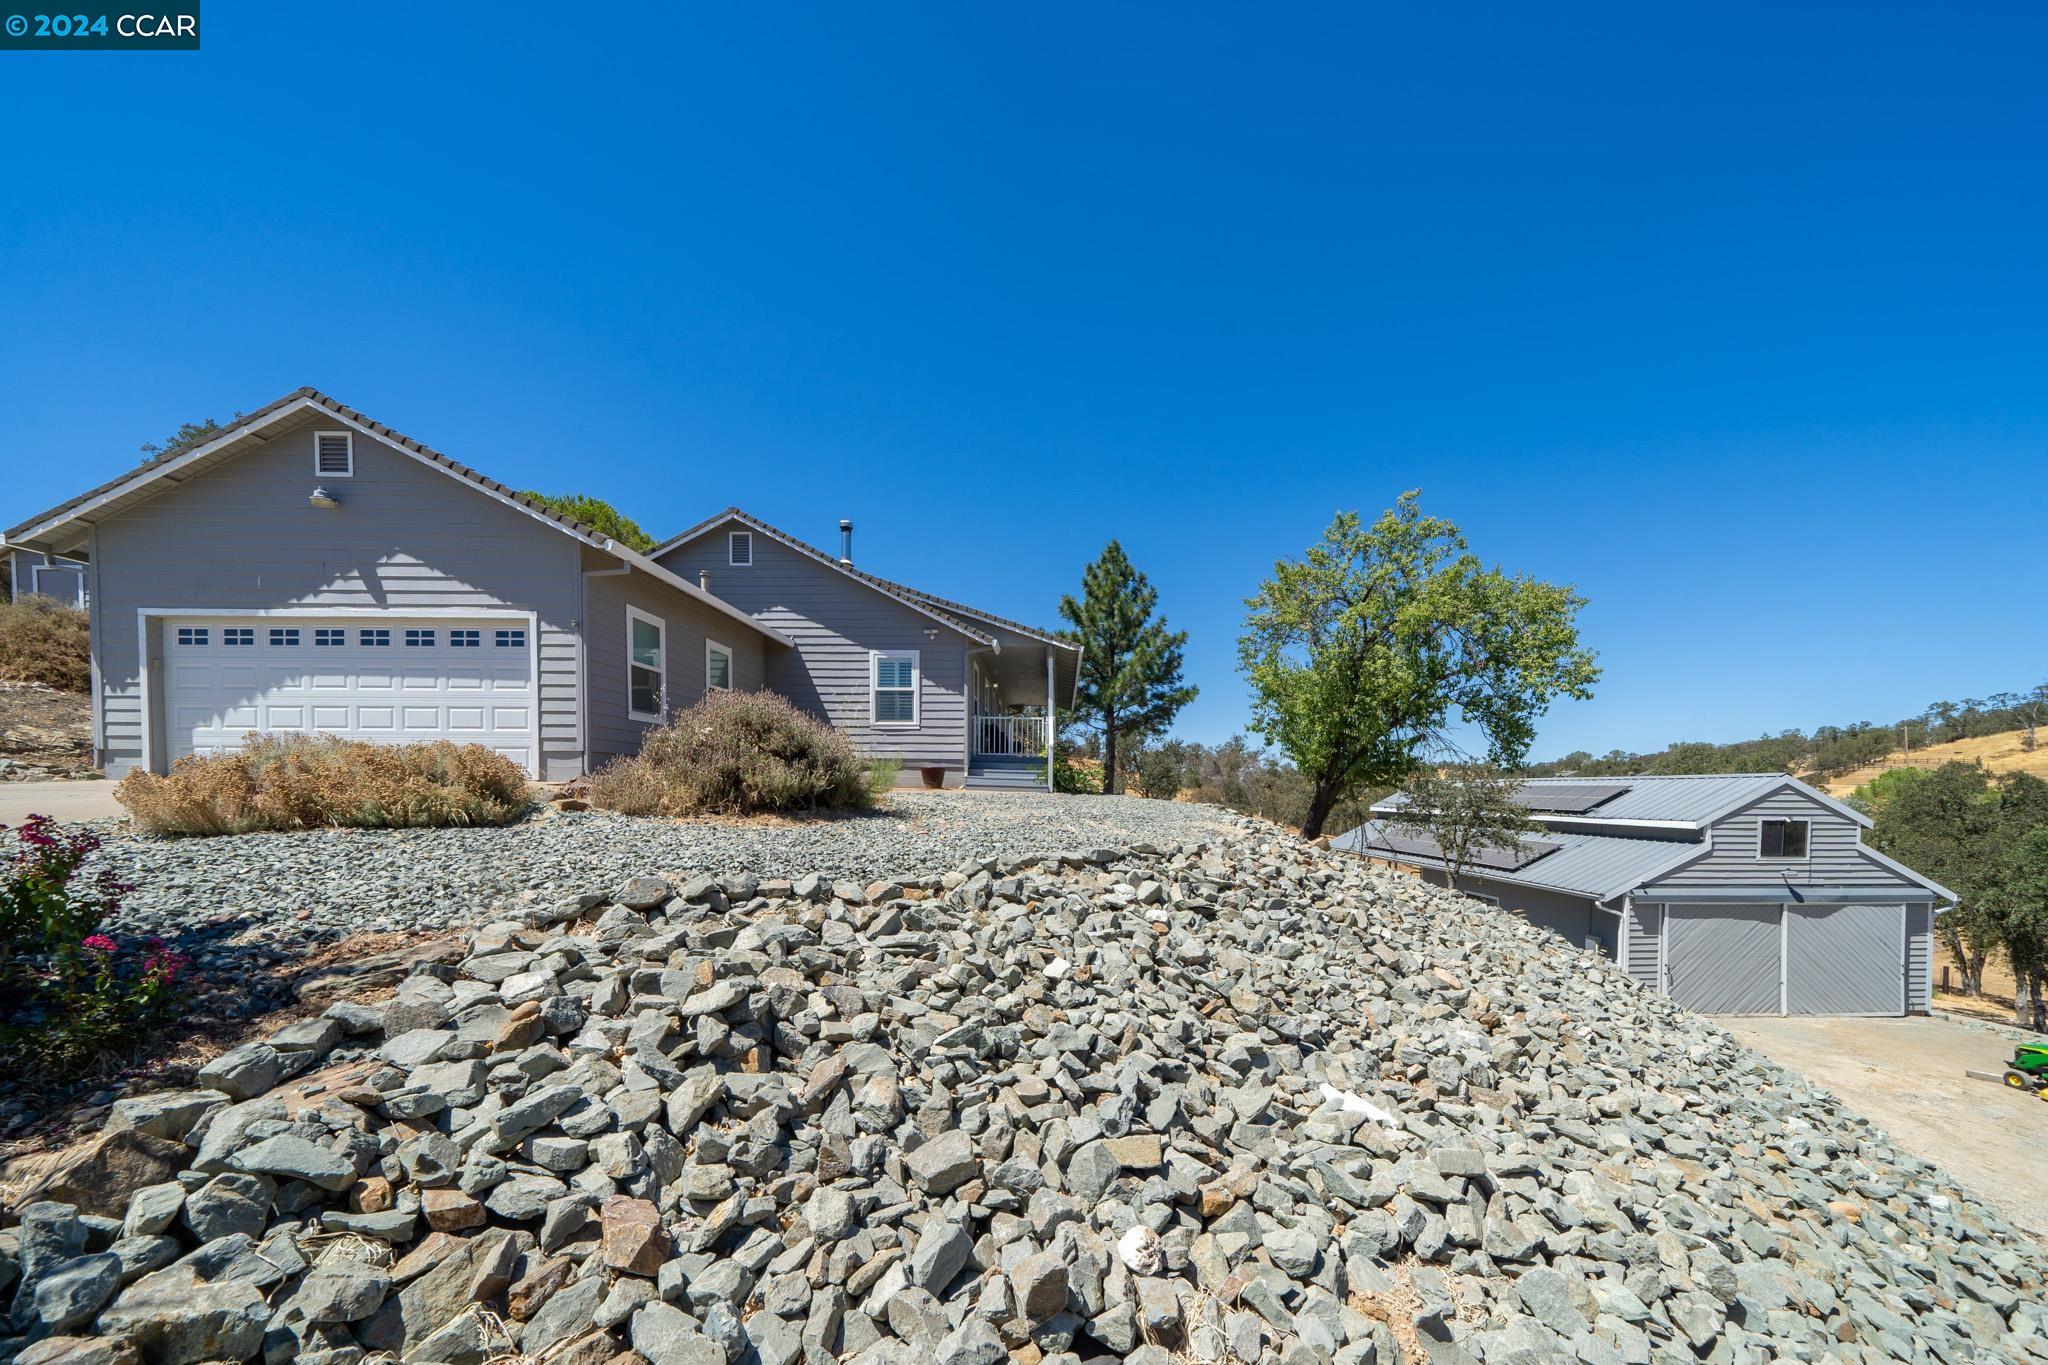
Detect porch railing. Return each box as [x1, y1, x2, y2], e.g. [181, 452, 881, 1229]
[973, 714, 1048, 757]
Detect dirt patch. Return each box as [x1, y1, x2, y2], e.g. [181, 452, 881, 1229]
[0, 928, 459, 1158]
[0, 678, 94, 779]
[1728, 1015, 2048, 1240]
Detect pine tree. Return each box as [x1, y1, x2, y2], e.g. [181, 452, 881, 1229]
[1058, 542, 1196, 795]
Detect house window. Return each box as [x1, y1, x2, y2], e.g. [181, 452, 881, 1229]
[176, 626, 208, 646]
[405, 629, 436, 647]
[728, 531, 753, 567]
[627, 607, 665, 720]
[359, 628, 391, 647]
[495, 628, 526, 648]
[706, 639, 732, 692]
[314, 628, 345, 646]
[223, 627, 255, 646]
[314, 431, 354, 477]
[451, 629, 481, 647]
[1759, 818, 1809, 859]
[269, 628, 300, 647]
[871, 650, 918, 725]
[1465, 891, 1502, 907]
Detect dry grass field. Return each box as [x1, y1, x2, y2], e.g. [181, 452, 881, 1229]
[1817, 727, 2048, 797]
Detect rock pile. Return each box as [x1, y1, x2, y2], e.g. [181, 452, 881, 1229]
[4, 829, 2045, 1364]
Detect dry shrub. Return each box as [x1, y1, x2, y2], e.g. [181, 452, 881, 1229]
[116, 735, 532, 836]
[0, 595, 91, 692]
[590, 690, 882, 817]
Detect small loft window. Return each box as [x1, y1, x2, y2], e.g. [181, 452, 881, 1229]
[729, 531, 753, 566]
[314, 431, 354, 477]
[451, 629, 480, 647]
[1759, 818, 1809, 859]
[269, 628, 300, 647]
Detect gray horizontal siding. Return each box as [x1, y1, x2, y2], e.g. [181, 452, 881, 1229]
[1908, 905, 1932, 1012]
[1454, 873, 1612, 957]
[656, 519, 968, 773]
[582, 565, 770, 769]
[1625, 903, 1662, 991]
[89, 414, 587, 779]
[1655, 788, 1915, 891]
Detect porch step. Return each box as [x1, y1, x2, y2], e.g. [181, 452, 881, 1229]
[966, 764, 1050, 790]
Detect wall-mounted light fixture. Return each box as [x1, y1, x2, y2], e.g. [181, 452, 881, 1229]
[308, 487, 340, 509]
[923, 627, 939, 641]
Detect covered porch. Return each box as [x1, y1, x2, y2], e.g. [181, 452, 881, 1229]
[964, 638, 1077, 791]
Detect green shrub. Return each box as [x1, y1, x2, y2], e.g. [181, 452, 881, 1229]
[590, 691, 878, 817]
[0, 595, 91, 692]
[116, 735, 533, 836]
[0, 815, 189, 1078]
[1134, 747, 1185, 799]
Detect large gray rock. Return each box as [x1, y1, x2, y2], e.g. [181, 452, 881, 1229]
[194, 1044, 281, 1100]
[95, 1264, 269, 1365]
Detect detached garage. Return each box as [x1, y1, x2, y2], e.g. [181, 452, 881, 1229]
[1335, 774, 1955, 1018]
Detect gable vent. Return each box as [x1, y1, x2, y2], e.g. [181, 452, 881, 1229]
[729, 530, 753, 566]
[315, 431, 353, 476]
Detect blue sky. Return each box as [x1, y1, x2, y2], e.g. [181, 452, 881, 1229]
[3, 5, 2043, 759]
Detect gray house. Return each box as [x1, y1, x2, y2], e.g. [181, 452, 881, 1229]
[8, 548, 88, 607]
[651, 510, 1078, 789]
[1334, 774, 1955, 1017]
[3, 388, 1074, 787]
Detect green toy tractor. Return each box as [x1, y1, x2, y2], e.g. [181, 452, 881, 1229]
[2001, 1043, 2048, 1094]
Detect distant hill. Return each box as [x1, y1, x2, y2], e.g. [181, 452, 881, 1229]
[1527, 686, 2045, 785]
[1815, 728, 2048, 797]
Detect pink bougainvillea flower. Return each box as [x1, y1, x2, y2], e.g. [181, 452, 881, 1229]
[82, 933, 118, 953]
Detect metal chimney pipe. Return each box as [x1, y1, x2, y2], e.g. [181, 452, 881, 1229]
[839, 519, 853, 566]
[699, 570, 711, 593]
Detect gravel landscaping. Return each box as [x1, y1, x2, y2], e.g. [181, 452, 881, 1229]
[80, 794, 1242, 998]
[6, 824, 2044, 1363]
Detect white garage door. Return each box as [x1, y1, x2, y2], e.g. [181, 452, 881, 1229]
[163, 617, 536, 774]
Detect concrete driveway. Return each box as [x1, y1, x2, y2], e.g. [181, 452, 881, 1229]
[1728, 1015, 2048, 1238]
[0, 779, 126, 825]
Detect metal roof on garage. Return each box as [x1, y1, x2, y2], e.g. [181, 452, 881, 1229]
[1372, 773, 1867, 829]
[1333, 819, 1702, 901]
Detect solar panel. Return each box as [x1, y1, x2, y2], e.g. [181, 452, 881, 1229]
[1356, 826, 1561, 872]
[1510, 782, 1630, 814]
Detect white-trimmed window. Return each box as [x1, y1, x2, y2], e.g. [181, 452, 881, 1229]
[223, 627, 255, 646]
[359, 628, 391, 647]
[314, 628, 345, 646]
[314, 431, 354, 477]
[405, 628, 436, 647]
[870, 650, 919, 726]
[728, 531, 753, 567]
[269, 628, 300, 647]
[176, 626, 208, 646]
[627, 607, 666, 720]
[706, 639, 733, 692]
[1758, 818, 1810, 860]
[1465, 891, 1502, 907]
[495, 628, 526, 648]
[451, 629, 481, 647]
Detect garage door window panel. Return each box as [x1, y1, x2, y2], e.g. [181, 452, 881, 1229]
[627, 608, 666, 721]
